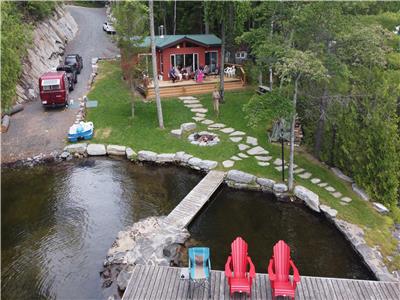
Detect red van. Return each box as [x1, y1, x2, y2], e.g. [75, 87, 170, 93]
[39, 71, 69, 107]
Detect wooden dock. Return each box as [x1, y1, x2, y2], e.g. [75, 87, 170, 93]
[122, 265, 400, 300]
[164, 170, 226, 228]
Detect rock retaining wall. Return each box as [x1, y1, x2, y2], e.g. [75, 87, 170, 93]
[16, 5, 78, 104]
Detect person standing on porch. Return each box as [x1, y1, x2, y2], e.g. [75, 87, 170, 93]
[212, 88, 220, 116]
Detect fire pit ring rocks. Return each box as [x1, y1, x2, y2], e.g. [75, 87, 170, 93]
[188, 131, 220, 146]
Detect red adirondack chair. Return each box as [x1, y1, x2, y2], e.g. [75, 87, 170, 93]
[224, 237, 256, 297]
[268, 240, 300, 300]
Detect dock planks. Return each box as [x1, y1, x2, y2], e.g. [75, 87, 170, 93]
[122, 265, 400, 300]
[164, 170, 226, 228]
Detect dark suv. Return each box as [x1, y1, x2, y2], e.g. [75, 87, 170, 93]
[56, 65, 77, 91]
[64, 54, 83, 74]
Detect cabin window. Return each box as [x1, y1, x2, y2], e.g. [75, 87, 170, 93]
[205, 51, 218, 73]
[170, 53, 199, 72]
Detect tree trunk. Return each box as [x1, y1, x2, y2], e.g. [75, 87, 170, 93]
[173, 0, 176, 35]
[219, 20, 225, 102]
[288, 75, 300, 190]
[130, 79, 135, 118]
[269, 20, 274, 91]
[258, 71, 262, 86]
[149, 0, 164, 129]
[314, 86, 328, 159]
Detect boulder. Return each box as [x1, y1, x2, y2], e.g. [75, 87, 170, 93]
[156, 153, 176, 163]
[64, 143, 87, 154]
[126, 147, 137, 160]
[138, 150, 157, 162]
[226, 170, 256, 184]
[372, 202, 389, 214]
[87, 144, 106, 156]
[107, 145, 126, 156]
[199, 160, 218, 170]
[187, 157, 202, 169]
[60, 151, 71, 159]
[180, 122, 196, 132]
[273, 183, 288, 193]
[256, 178, 275, 189]
[352, 184, 370, 201]
[331, 167, 353, 183]
[294, 185, 320, 212]
[170, 129, 182, 138]
[174, 151, 193, 164]
[116, 269, 133, 291]
[320, 204, 338, 218]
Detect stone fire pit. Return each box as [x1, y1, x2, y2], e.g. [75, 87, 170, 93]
[188, 131, 220, 146]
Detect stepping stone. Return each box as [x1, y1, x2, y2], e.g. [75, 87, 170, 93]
[191, 108, 208, 113]
[318, 182, 328, 187]
[184, 100, 200, 104]
[298, 172, 312, 179]
[273, 158, 283, 165]
[238, 144, 250, 151]
[196, 113, 206, 118]
[179, 96, 197, 100]
[247, 146, 268, 155]
[222, 160, 235, 168]
[255, 156, 272, 162]
[275, 166, 288, 172]
[230, 131, 246, 136]
[209, 123, 226, 129]
[201, 119, 214, 125]
[230, 137, 243, 143]
[246, 136, 258, 146]
[170, 129, 182, 138]
[192, 117, 205, 122]
[340, 202, 349, 206]
[341, 197, 352, 203]
[293, 168, 305, 174]
[332, 191, 342, 198]
[220, 127, 235, 134]
[185, 104, 203, 108]
[311, 178, 321, 184]
[325, 186, 335, 192]
[231, 156, 242, 161]
[238, 153, 249, 158]
[258, 162, 270, 167]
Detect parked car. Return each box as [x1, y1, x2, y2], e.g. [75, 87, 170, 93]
[39, 71, 69, 107]
[56, 65, 77, 91]
[64, 54, 83, 74]
[103, 22, 116, 34]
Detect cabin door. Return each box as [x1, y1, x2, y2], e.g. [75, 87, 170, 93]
[205, 51, 218, 73]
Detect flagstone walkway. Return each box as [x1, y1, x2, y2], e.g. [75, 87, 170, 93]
[177, 96, 353, 205]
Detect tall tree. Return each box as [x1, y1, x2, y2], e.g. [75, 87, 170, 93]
[113, 0, 148, 118]
[149, 0, 164, 129]
[275, 50, 328, 190]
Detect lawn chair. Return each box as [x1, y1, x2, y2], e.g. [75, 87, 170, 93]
[188, 247, 211, 299]
[225, 237, 256, 297]
[268, 240, 300, 300]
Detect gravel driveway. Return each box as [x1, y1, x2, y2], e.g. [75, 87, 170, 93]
[1, 5, 119, 164]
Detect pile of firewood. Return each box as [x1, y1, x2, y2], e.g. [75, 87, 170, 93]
[1, 104, 24, 133]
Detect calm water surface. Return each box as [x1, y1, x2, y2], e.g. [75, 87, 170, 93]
[1, 158, 202, 300]
[189, 187, 375, 280]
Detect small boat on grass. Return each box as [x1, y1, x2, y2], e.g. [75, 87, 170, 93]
[68, 121, 94, 142]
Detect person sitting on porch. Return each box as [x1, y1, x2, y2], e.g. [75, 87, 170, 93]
[169, 67, 177, 83]
[196, 68, 204, 83]
[176, 67, 183, 81]
[182, 68, 189, 80]
[203, 65, 210, 76]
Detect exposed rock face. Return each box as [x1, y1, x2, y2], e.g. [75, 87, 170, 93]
[294, 185, 320, 212]
[16, 5, 78, 104]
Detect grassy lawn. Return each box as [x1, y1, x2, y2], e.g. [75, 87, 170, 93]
[87, 60, 399, 271]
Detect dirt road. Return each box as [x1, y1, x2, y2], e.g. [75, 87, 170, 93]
[1, 5, 119, 163]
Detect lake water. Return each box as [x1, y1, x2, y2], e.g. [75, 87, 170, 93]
[2, 158, 374, 300]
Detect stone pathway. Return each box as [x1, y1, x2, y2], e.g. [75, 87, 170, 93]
[177, 96, 354, 204]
